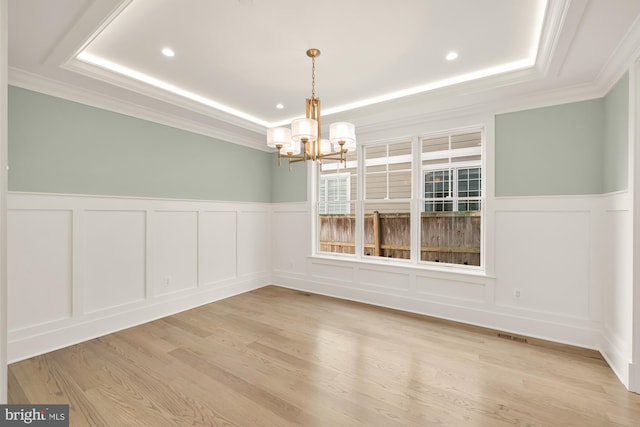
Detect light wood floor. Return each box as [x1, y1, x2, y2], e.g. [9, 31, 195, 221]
[8, 286, 640, 426]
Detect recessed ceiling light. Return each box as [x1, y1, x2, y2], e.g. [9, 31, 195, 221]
[446, 51, 458, 61]
[276, 103, 284, 109]
[162, 47, 175, 57]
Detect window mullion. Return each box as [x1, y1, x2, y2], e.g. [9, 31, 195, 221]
[355, 143, 364, 261]
[453, 167, 458, 212]
[385, 145, 390, 200]
[411, 136, 421, 265]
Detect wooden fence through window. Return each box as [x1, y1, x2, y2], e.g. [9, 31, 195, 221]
[319, 212, 480, 266]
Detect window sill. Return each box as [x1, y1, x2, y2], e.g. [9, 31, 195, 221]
[309, 253, 494, 281]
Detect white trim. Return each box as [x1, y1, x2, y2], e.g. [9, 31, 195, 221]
[9, 276, 264, 363]
[423, 160, 482, 172]
[631, 57, 640, 394]
[271, 275, 601, 351]
[7, 190, 270, 206]
[64, 55, 270, 129]
[309, 252, 488, 278]
[601, 327, 631, 389]
[421, 146, 482, 161]
[535, 0, 573, 77]
[597, 13, 640, 96]
[630, 362, 640, 392]
[0, 0, 8, 404]
[41, 0, 131, 67]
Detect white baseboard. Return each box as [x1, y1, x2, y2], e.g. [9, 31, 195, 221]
[271, 274, 601, 351]
[8, 278, 267, 363]
[600, 342, 630, 390]
[629, 362, 640, 394]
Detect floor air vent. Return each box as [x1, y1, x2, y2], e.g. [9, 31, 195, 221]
[497, 333, 528, 344]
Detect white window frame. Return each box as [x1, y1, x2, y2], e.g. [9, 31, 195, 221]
[310, 122, 490, 275]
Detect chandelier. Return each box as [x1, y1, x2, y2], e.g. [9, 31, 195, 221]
[267, 49, 356, 169]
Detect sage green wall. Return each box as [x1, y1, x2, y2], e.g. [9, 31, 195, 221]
[495, 99, 605, 196]
[270, 155, 307, 202]
[603, 73, 629, 193]
[12, 78, 629, 202]
[8, 86, 272, 202]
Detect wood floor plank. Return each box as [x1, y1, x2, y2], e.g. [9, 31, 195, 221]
[8, 285, 640, 426]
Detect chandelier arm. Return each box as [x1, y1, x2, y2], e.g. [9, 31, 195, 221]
[288, 156, 311, 164]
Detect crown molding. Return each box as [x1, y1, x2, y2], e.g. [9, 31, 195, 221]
[8, 67, 269, 152]
[596, 13, 640, 95]
[536, 0, 573, 76]
[41, 0, 130, 67]
[61, 58, 269, 133]
[349, 65, 608, 138]
[8, 61, 609, 153]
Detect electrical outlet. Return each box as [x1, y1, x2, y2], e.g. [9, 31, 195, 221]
[162, 276, 172, 288]
[514, 288, 521, 299]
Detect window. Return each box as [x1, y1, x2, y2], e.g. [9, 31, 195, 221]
[424, 169, 452, 212]
[363, 141, 412, 259]
[424, 167, 481, 212]
[456, 167, 481, 211]
[318, 151, 357, 255]
[421, 131, 482, 266]
[319, 174, 350, 214]
[316, 129, 483, 268]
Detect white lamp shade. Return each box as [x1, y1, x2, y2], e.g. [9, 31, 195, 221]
[286, 138, 301, 155]
[291, 118, 318, 143]
[319, 139, 332, 154]
[329, 122, 356, 145]
[267, 127, 292, 149]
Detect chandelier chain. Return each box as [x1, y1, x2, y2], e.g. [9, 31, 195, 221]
[311, 55, 316, 99]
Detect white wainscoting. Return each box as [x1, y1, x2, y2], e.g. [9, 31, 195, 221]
[7, 192, 270, 362]
[599, 191, 634, 389]
[7, 193, 635, 389]
[271, 195, 629, 357]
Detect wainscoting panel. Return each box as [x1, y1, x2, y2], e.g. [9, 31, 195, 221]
[359, 267, 410, 292]
[271, 208, 308, 275]
[153, 211, 199, 297]
[414, 275, 485, 303]
[7, 193, 269, 362]
[309, 261, 355, 286]
[600, 202, 634, 388]
[494, 210, 591, 319]
[84, 210, 146, 313]
[237, 210, 269, 277]
[7, 209, 73, 330]
[199, 211, 237, 285]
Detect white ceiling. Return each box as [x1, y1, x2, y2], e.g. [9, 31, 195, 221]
[8, 0, 640, 150]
